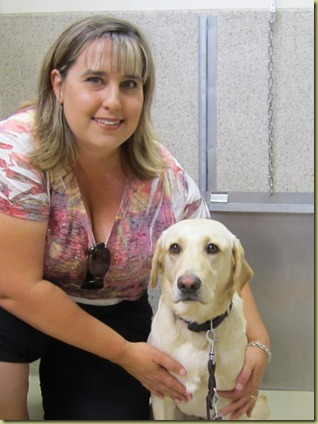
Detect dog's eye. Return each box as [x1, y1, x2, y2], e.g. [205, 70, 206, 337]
[169, 243, 181, 254]
[206, 243, 220, 254]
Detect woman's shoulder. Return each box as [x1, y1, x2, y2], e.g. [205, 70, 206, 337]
[0, 106, 36, 152]
[0, 105, 35, 134]
[152, 145, 209, 220]
[158, 144, 184, 173]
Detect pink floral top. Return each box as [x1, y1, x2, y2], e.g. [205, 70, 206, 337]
[0, 107, 209, 302]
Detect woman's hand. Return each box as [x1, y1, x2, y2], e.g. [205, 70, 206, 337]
[217, 345, 268, 419]
[118, 341, 192, 404]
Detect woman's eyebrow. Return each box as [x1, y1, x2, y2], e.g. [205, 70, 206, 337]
[82, 69, 108, 77]
[125, 74, 142, 80]
[83, 69, 142, 80]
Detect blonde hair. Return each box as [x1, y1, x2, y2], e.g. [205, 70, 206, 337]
[31, 15, 166, 179]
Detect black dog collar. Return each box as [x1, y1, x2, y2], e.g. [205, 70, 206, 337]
[178, 302, 232, 333]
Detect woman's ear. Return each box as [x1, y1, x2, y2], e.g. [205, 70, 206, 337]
[51, 69, 64, 104]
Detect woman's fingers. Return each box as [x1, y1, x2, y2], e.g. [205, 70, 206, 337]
[118, 342, 191, 403]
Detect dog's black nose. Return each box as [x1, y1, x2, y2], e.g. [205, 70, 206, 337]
[177, 275, 201, 295]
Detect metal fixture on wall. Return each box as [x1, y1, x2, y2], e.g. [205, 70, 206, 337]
[199, 12, 313, 214]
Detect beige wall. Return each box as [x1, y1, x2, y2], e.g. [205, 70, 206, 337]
[0, 0, 313, 13]
[0, 8, 314, 189]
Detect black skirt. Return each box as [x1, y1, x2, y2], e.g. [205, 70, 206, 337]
[39, 291, 153, 420]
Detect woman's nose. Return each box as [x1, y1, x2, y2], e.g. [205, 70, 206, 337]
[102, 84, 122, 111]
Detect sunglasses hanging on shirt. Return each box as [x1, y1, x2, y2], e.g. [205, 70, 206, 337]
[81, 243, 110, 290]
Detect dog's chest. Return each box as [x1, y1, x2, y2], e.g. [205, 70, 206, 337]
[173, 341, 209, 391]
[149, 296, 247, 390]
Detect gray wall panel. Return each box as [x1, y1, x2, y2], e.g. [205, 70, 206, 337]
[211, 212, 314, 391]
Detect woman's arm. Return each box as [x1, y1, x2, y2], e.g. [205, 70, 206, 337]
[218, 283, 270, 419]
[242, 283, 270, 348]
[0, 213, 190, 403]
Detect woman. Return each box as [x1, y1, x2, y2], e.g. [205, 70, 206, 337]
[0, 15, 270, 420]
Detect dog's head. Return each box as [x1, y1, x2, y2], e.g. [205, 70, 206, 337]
[150, 218, 254, 321]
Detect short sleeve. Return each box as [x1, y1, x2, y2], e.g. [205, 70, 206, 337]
[161, 147, 210, 221]
[0, 110, 50, 221]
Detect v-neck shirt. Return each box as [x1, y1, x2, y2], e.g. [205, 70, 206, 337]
[0, 107, 209, 303]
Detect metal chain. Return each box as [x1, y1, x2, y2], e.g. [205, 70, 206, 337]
[268, 0, 276, 195]
[206, 327, 224, 420]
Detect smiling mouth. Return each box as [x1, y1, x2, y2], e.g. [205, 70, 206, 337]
[93, 118, 122, 126]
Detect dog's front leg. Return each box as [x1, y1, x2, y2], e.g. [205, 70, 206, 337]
[151, 394, 182, 420]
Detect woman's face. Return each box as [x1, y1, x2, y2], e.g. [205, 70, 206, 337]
[51, 39, 144, 158]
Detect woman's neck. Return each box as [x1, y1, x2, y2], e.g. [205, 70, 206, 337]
[75, 153, 128, 244]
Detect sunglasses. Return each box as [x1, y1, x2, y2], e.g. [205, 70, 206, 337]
[81, 243, 110, 289]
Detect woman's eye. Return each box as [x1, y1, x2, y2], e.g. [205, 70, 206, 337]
[86, 76, 104, 85]
[169, 243, 181, 254]
[121, 80, 139, 90]
[206, 244, 220, 254]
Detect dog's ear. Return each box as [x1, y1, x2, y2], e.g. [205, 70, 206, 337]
[149, 234, 165, 288]
[232, 238, 254, 293]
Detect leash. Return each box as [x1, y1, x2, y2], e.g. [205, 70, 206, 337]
[206, 324, 224, 420]
[178, 303, 232, 420]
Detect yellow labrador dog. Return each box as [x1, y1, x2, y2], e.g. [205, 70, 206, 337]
[148, 219, 269, 420]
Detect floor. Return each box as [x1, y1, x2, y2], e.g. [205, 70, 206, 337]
[27, 360, 314, 421]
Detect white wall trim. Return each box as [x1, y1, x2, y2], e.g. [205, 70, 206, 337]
[0, 0, 313, 14]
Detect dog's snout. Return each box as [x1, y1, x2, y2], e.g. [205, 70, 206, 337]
[177, 275, 201, 294]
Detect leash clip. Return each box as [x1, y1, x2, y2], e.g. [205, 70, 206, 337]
[209, 387, 224, 421]
[206, 323, 217, 363]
